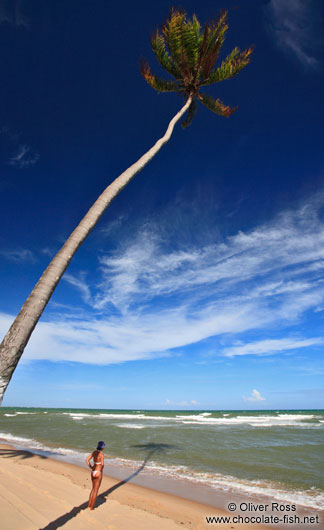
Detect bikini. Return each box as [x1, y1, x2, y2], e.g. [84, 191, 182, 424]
[91, 460, 102, 478]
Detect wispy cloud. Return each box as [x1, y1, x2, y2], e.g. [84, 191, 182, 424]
[0, 0, 29, 28]
[290, 364, 324, 376]
[165, 399, 198, 407]
[265, 0, 320, 69]
[1, 129, 39, 169]
[100, 215, 128, 238]
[2, 197, 324, 366]
[9, 144, 40, 169]
[243, 389, 266, 402]
[0, 248, 35, 263]
[223, 337, 324, 357]
[41, 247, 55, 258]
[93, 196, 324, 322]
[63, 273, 92, 305]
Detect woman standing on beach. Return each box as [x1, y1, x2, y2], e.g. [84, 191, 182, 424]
[86, 441, 105, 510]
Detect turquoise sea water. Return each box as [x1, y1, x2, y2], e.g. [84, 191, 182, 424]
[1, 408, 323, 510]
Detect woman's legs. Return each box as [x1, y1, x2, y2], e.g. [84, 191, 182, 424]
[89, 473, 102, 509]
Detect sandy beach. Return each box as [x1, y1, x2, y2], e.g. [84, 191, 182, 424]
[0, 443, 276, 530]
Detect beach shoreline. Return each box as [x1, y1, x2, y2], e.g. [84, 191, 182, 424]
[1, 441, 322, 529]
[0, 441, 272, 530]
[1, 407, 323, 513]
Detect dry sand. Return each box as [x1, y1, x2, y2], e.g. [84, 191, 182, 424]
[0, 442, 275, 530]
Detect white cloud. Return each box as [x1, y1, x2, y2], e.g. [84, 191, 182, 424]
[243, 389, 266, 402]
[165, 399, 198, 407]
[9, 144, 40, 168]
[266, 0, 320, 68]
[0, 0, 29, 28]
[41, 247, 55, 258]
[63, 273, 92, 305]
[0, 248, 35, 263]
[0, 301, 258, 365]
[2, 198, 324, 366]
[223, 337, 324, 357]
[0, 129, 39, 169]
[100, 215, 128, 238]
[92, 198, 324, 323]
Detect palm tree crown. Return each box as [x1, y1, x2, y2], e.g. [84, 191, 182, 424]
[141, 8, 253, 127]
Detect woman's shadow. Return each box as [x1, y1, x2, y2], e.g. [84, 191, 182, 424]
[39, 442, 178, 530]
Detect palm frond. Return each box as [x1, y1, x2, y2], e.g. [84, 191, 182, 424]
[197, 10, 228, 80]
[202, 47, 253, 86]
[161, 9, 186, 74]
[179, 14, 202, 72]
[204, 11, 228, 59]
[197, 93, 237, 117]
[151, 30, 181, 79]
[181, 99, 198, 129]
[140, 7, 253, 127]
[140, 61, 180, 92]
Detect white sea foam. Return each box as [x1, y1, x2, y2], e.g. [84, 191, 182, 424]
[0, 432, 88, 460]
[99, 413, 149, 420]
[0, 432, 44, 448]
[15, 412, 36, 415]
[62, 412, 149, 420]
[276, 414, 315, 420]
[61, 411, 216, 422]
[116, 424, 146, 429]
[101, 456, 324, 510]
[112, 458, 324, 510]
[177, 414, 320, 427]
[4, 414, 17, 417]
[1, 431, 323, 511]
[97, 413, 176, 421]
[62, 412, 93, 417]
[58, 411, 322, 428]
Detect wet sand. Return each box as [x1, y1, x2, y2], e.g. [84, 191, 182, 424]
[0, 442, 275, 530]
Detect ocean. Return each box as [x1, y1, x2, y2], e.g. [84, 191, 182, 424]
[1, 408, 323, 511]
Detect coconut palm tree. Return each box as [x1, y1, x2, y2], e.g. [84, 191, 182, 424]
[0, 8, 252, 404]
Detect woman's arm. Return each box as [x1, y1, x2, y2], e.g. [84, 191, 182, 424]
[86, 452, 94, 469]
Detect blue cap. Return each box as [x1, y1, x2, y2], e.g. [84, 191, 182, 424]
[97, 441, 105, 450]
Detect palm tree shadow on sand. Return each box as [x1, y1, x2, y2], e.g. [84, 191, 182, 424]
[0, 448, 59, 460]
[39, 442, 178, 530]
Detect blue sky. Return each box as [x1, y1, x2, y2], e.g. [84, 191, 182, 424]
[0, 0, 323, 409]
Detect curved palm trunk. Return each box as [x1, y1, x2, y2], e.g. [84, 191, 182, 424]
[0, 97, 192, 405]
